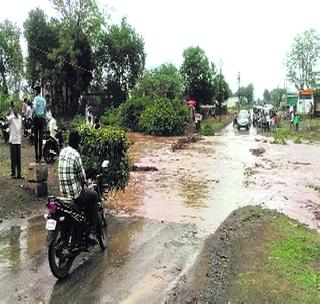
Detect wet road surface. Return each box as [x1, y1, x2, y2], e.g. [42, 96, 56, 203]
[0, 124, 319, 303]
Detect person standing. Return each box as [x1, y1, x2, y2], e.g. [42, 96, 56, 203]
[294, 113, 300, 132]
[32, 86, 47, 163]
[6, 104, 23, 179]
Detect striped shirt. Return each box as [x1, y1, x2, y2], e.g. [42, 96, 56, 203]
[58, 146, 86, 199]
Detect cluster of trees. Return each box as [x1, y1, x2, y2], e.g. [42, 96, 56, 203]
[235, 83, 254, 104]
[0, 0, 232, 123]
[262, 88, 286, 107]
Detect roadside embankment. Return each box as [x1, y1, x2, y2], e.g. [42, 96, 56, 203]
[167, 205, 320, 303]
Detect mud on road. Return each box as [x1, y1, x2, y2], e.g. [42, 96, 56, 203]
[0, 123, 319, 303]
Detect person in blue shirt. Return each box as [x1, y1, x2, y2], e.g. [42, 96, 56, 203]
[32, 85, 47, 163]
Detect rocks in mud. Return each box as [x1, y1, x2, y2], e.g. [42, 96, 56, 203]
[131, 165, 158, 172]
[249, 147, 265, 156]
[26, 163, 48, 197]
[171, 135, 201, 152]
[27, 163, 48, 182]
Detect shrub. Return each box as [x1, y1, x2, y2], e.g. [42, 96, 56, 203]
[273, 128, 301, 144]
[200, 122, 215, 135]
[139, 97, 189, 136]
[73, 114, 86, 127]
[119, 96, 151, 131]
[78, 124, 130, 190]
[100, 107, 122, 127]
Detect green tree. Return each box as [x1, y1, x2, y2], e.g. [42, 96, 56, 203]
[180, 46, 215, 106]
[0, 20, 24, 94]
[285, 28, 320, 89]
[235, 84, 254, 104]
[134, 63, 183, 99]
[24, 8, 59, 89]
[270, 88, 286, 107]
[50, 0, 104, 47]
[263, 89, 271, 103]
[246, 83, 254, 103]
[214, 73, 232, 119]
[98, 17, 145, 107]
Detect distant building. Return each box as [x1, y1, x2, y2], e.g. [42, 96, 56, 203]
[227, 97, 239, 108]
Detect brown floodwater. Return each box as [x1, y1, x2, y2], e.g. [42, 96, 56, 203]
[110, 126, 319, 235]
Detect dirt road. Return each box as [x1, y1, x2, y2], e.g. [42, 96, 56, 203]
[0, 124, 319, 303]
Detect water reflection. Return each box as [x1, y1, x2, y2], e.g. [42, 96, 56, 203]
[0, 215, 47, 280]
[0, 225, 22, 274]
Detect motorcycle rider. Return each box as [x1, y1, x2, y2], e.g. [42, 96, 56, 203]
[58, 130, 98, 243]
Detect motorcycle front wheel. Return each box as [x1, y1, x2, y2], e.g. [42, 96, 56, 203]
[48, 224, 74, 279]
[97, 211, 107, 250]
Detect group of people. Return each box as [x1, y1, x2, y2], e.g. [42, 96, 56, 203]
[253, 108, 278, 132]
[4, 90, 99, 243]
[5, 85, 48, 179]
[286, 106, 300, 131]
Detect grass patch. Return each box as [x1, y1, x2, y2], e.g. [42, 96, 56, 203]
[236, 216, 320, 303]
[200, 114, 234, 136]
[275, 117, 320, 142]
[273, 127, 302, 144]
[268, 219, 320, 298]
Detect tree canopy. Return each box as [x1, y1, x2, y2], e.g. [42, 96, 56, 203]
[97, 17, 145, 107]
[134, 63, 183, 100]
[0, 20, 23, 94]
[285, 28, 320, 90]
[180, 46, 215, 105]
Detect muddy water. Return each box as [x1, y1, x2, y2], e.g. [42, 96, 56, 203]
[111, 126, 319, 234]
[0, 124, 319, 303]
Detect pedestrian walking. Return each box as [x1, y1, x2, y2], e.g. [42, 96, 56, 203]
[294, 113, 300, 132]
[32, 85, 47, 163]
[6, 103, 23, 179]
[195, 112, 202, 133]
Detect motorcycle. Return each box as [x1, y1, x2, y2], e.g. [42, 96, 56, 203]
[42, 132, 60, 164]
[44, 160, 109, 279]
[0, 117, 9, 144]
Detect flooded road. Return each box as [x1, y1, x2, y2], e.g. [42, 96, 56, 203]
[0, 124, 319, 303]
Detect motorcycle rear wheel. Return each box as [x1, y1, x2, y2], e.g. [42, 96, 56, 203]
[48, 225, 74, 279]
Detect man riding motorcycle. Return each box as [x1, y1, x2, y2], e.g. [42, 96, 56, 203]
[58, 130, 98, 244]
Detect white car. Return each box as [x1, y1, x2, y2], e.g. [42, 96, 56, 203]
[237, 110, 250, 130]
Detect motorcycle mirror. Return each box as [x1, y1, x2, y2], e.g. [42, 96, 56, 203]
[102, 160, 109, 168]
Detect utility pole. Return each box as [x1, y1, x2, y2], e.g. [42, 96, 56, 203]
[219, 59, 222, 122]
[237, 72, 241, 111]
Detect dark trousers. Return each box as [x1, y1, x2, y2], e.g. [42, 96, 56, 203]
[33, 117, 44, 162]
[75, 188, 98, 234]
[10, 144, 21, 177]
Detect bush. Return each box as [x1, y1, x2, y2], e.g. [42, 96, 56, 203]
[78, 124, 130, 190]
[73, 114, 86, 127]
[100, 107, 122, 127]
[200, 122, 215, 135]
[139, 97, 189, 136]
[119, 96, 151, 131]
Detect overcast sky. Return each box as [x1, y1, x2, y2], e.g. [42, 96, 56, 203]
[1, 0, 320, 98]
